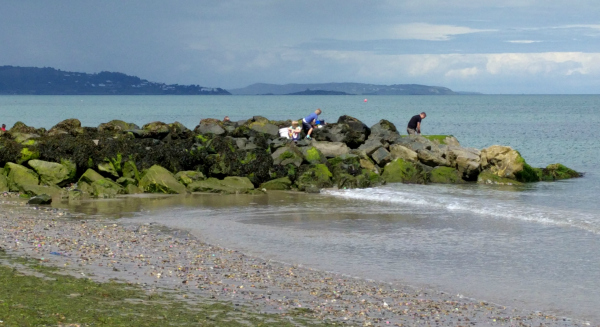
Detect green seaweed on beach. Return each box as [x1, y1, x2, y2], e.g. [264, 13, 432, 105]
[0, 256, 327, 327]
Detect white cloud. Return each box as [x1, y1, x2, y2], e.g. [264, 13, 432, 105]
[506, 40, 541, 44]
[390, 23, 495, 41]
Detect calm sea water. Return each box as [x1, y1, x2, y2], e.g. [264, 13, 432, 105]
[4, 95, 600, 321]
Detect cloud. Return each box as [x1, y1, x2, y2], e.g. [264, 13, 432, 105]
[390, 23, 495, 41]
[506, 40, 541, 44]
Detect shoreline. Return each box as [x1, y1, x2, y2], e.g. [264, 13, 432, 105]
[0, 193, 592, 326]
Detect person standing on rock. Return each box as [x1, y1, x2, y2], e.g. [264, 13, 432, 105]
[407, 112, 426, 135]
[0, 124, 5, 132]
[302, 108, 322, 139]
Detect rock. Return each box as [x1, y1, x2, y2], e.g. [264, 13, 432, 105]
[537, 163, 582, 181]
[27, 194, 53, 205]
[21, 184, 62, 197]
[312, 119, 368, 149]
[48, 118, 83, 136]
[11, 132, 41, 144]
[0, 175, 8, 192]
[430, 166, 466, 184]
[296, 164, 333, 191]
[98, 120, 140, 132]
[188, 176, 255, 194]
[166, 122, 192, 140]
[27, 159, 71, 186]
[371, 147, 392, 166]
[417, 147, 449, 167]
[78, 169, 105, 184]
[5, 162, 39, 192]
[259, 177, 292, 190]
[447, 146, 481, 180]
[195, 118, 226, 135]
[90, 178, 125, 198]
[17, 147, 40, 164]
[389, 144, 418, 162]
[142, 121, 171, 138]
[328, 155, 382, 189]
[337, 115, 370, 139]
[271, 146, 304, 167]
[299, 146, 327, 164]
[125, 184, 144, 194]
[369, 119, 398, 137]
[174, 171, 206, 186]
[9, 121, 38, 135]
[116, 177, 137, 187]
[357, 139, 383, 156]
[122, 161, 140, 181]
[381, 158, 430, 184]
[247, 119, 279, 136]
[138, 165, 188, 194]
[480, 145, 537, 182]
[311, 141, 350, 158]
[98, 161, 119, 178]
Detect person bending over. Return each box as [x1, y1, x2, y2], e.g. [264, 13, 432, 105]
[302, 108, 322, 139]
[407, 112, 426, 135]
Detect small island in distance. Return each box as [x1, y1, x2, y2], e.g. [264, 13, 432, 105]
[0, 65, 480, 95]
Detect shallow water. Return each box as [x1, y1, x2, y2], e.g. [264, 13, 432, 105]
[7, 94, 600, 322]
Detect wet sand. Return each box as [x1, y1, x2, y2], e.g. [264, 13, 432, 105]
[0, 193, 592, 326]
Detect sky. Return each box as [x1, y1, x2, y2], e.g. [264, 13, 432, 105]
[1, 0, 599, 94]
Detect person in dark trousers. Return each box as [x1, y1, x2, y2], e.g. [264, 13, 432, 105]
[407, 112, 426, 135]
[302, 108, 322, 139]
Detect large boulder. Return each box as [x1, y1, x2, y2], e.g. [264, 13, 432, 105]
[175, 171, 206, 186]
[295, 164, 333, 191]
[369, 119, 398, 138]
[28, 159, 71, 186]
[312, 122, 368, 149]
[381, 158, 430, 184]
[78, 169, 105, 184]
[188, 176, 255, 194]
[138, 165, 188, 194]
[357, 139, 384, 156]
[328, 155, 382, 189]
[447, 146, 481, 181]
[416, 146, 449, 167]
[480, 145, 537, 182]
[48, 118, 83, 136]
[9, 122, 38, 135]
[371, 147, 393, 166]
[259, 177, 292, 190]
[0, 175, 8, 192]
[311, 141, 350, 158]
[98, 120, 140, 132]
[195, 118, 226, 135]
[271, 146, 304, 167]
[5, 162, 39, 192]
[142, 121, 171, 138]
[247, 117, 279, 136]
[122, 161, 140, 181]
[389, 144, 418, 162]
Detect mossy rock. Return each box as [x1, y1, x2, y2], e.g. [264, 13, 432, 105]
[138, 165, 188, 194]
[20, 184, 62, 197]
[537, 163, 582, 181]
[336, 170, 383, 189]
[48, 118, 83, 136]
[174, 171, 206, 186]
[19, 147, 40, 164]
[477, 170, 522, 185]
[116, 177, 137, 187]
[381, 158, 429, 184]
[429, 166, 466, 184]
[78, 168, 105, 185]
[420, 135, 458, 145]
[11, 133, 40, 145]
[188, 176, 255, 194]
[122, 160, 140, 181]
[514, 155, 540, 183]
[300, 146, 327, 164]
[9, 121, 38, 134]
[5, 162, 39, 192]
[271, 146, 304, 167]
[296, 164, 333, 191]
[90, 178, 125, 198]
[125, 184, 144, 194]
[27, 159, 71, 186]
[98, 120, 140, 132]
[0, 174, 8, 192]
[260, 177, 292, 190]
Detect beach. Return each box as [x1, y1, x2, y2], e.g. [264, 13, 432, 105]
[0, 192, 591, 327]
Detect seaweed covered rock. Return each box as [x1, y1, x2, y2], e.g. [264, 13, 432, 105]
[312, 121, 368, 149]
[246, 116, 279, 136]
[259, 177, 292, 190]
[188, 176, 255, 194]
[37, 133, 98, 177]
[381, 158, 430, 184]
[430, 166, 466, 184]
[296, 164, 333, 191]
[271, 145, 304, 167]
[90, 178, 125, 198]
[537, 163, 582, 181]
[9, 122, 38, 135]
[27, 194, 53, 205]
[0, 174, 8, 192]
[138, 165, 188, 194]
[27, 159, 72, 186]
[122, 160, 141, 181]
[328, 154, 382, 189]
[369, 119, 398, 138]
[142, 121, 171, 139]
[299, 146, 327, 165]
[175, 171, 206, 186]
[5, 162, 39, 192]
[311, 141, 350, 158]
[78, 168, 104, 184]
[477, 170, 522, 185]
[0, 137, 23, 167]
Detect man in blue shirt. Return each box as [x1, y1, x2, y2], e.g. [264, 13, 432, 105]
[407, 112, 426, 135]
[302, 108, 322, 139]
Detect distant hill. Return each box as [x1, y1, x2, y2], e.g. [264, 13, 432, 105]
[0, 66, 230, 95]
[286, 89, 350, 95]
[229, 82, 457, 95]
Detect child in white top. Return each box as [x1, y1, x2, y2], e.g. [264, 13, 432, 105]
[288, 121, 301, 141]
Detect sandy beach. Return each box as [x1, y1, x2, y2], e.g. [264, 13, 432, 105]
[0, 192, 592, 327]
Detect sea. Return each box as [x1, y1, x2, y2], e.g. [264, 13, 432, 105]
[2, 94, 600, 321]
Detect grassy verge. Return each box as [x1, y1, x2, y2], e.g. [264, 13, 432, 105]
[0, 255, 327, 326]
